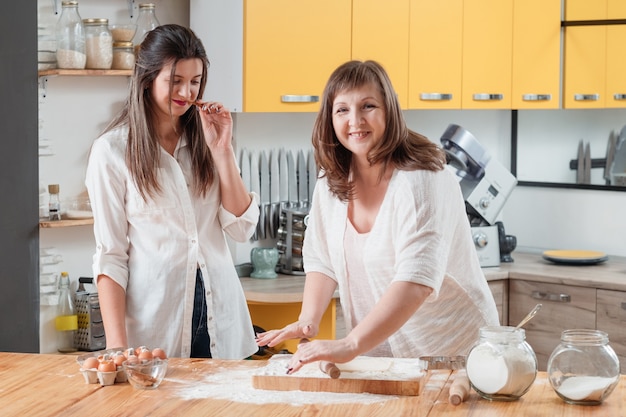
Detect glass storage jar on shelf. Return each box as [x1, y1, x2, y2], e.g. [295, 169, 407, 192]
[466, 326, 538, 401]
[133, 3, 160, 52]
[112, 41, 135, 70]
[547, 329, 620, 405]
[83, 18, 113, 69]
[55, 0, 86, 69]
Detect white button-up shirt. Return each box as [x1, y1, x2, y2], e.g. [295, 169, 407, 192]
[303, 168, 500, 358]
[85, 126, 259, 359]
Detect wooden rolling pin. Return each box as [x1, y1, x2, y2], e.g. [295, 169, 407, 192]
[448, 370, 470, 405]
[298, 338, 341, 379]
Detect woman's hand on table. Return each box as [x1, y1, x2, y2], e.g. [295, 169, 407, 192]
[255, 322, 318, 348]
[286, 338, 358, 375]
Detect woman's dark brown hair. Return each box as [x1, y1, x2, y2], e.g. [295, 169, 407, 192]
[102, 24, 213, 200]
[312, 60, 445, 202]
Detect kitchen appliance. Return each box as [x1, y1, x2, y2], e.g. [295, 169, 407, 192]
[440, 124, 518, 266]
[276, 204, 309, 275]
[74, 277, 106, 351]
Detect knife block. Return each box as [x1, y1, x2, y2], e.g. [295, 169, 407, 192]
[276, 204, 309, 275]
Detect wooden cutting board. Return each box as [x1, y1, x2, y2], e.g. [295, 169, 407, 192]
[251, 356, 426, 396]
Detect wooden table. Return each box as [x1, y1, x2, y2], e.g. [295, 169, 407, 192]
[1, 353, 624, 416]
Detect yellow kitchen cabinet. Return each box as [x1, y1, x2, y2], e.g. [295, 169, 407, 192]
[596, 289, 626, 373]
[509, 279, 596, 370]
[511, 0, 561, 109]
[565, 0, 607, 20]
[605, 25, 626, 108]
[563, 26, 606, 108]
[352, 0, 410, 108]
[408, 0, 463, 109]
[462, 0, 513, 109]
[247, 300, 336, 354]
[608, 0, 626, 18]
[244, 0, 351, 112]
[190, 0, 351, 113]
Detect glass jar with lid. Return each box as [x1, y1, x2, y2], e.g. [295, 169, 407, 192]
[133, 3, 160, 50]
[466, 326, 537, 401]
[547, 329, 620, 405]
[112, 42, 135, 70]
[83, 18, 112, 69]
[55, 1, 86, 69]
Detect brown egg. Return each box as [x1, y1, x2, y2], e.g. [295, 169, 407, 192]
[82, 356, 100, 370]
[152, 348, 167, 360]
[98, 359, 116, 373]
[125, 354, 139, 365]
[112, 352, 126, 367]
[138, 348, 153, 361]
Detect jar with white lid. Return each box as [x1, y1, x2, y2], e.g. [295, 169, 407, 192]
[466, 326, 537, 401]
[112, 42, 135, 70]
[55, 1, 86, 69]
[83, 18, 112, 69]
[547, 329, 620, 405]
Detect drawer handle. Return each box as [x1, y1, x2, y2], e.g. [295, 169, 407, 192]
[531, 290, 571, 303]
[613, 93, 626, 101]
[281, 95, 319, 103]
[473, 93, 503, 101]
[574, 94, 599, 101]
[522, 94, 551, 101]
[420, 93, 453, 101]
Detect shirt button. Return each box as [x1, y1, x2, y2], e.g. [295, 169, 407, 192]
[208, 316, 213, 321]
[191, 239, 196, 244]
[200, 264, 205, 268]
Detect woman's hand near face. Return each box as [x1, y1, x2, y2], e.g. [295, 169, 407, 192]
[197, 101, 233, 156]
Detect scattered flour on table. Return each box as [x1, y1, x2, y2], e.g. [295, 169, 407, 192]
[168, 355, 424, 406]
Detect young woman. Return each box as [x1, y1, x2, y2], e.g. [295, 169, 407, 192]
[85, 24, 259, 359]
[256, 60, 499, 374]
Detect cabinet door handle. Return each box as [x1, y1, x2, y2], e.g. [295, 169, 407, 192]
[574, 94, 599, 101]
[522, 94, 551, 101]
[281, 95, 319, 103]
[531, 290, 571, 303]
[613, 94, 626, 101]
[473, 93, 503, 101]
[419, 93, 453, 101]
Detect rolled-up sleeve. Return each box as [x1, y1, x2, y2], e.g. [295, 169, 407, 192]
[219, 192, 260, 242]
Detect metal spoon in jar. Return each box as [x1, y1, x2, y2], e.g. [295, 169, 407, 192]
[515, 303, 542, 329]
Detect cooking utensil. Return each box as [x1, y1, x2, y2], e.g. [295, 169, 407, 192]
[449, 370, 470, 406]
[583, 142, 591, 184]
[604, 131, 617, 185]
[268, 149, 280, 239]
[576, 140, 584, 184]
[259, 150, 270, 240]
[249, 150, 260, 241]
[307, 148, 317, 202]
[515, 303, 542, 330]
[419, 356, 466, 370]
[297, 150, 307, 204]
[278, 148, 289, 205]
[287, 150, 298, 206]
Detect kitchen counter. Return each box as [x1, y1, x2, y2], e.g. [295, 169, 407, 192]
[239, 251, 626, 302]
[2, 353, 624, 416]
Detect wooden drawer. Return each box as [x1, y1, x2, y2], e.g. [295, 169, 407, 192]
[596, 288, 626, 373]
[488, 280, 509, 326]
[509, 280, 596, 370]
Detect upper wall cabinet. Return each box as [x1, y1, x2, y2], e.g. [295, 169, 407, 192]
[190, 0, 351, 112]
[511, 0, 561, 109]
[563, 0, 626, 108]
[408, 0, 560, 110]
[352, 0, 410, 109]
[408, 0, 463, 109]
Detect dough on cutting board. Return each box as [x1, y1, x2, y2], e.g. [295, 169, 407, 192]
[257, 355, 423, 380]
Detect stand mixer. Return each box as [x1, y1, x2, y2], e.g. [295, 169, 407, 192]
[440, 124, 518, 266]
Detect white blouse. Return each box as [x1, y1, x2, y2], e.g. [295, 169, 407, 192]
[85, 126, 259, 359]
[303, 167, 500, 358]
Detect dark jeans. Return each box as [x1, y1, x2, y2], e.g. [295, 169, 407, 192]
[191, 269, 212, 358]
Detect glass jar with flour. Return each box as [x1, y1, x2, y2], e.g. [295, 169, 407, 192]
[547, 329, 620, 405]
[466, 326, 537, 401]
[55, 1, 86, 69]
[83, 18, 112, 69]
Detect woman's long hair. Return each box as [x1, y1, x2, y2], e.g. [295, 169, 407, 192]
[312, 60, 446, 202]
[102, 24, 213, 200]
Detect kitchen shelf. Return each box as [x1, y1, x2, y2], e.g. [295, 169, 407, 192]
[39, 219, 94, 228]
[38, 69, 133, 77]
